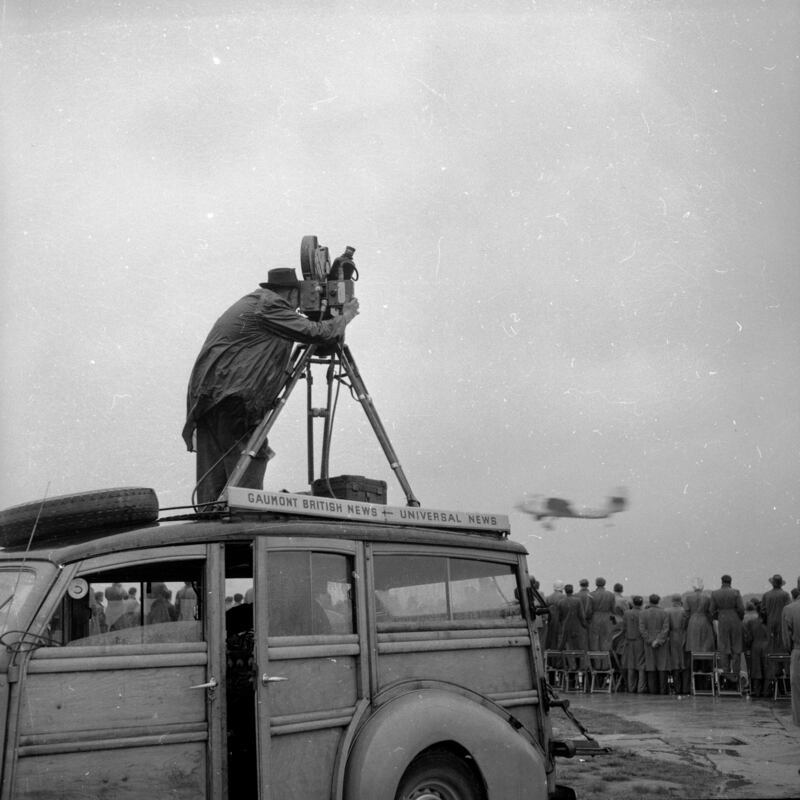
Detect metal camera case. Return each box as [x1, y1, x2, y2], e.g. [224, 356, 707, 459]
[299, 235, 356, 319]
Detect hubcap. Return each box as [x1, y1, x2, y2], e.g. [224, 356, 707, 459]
[406, 781, 463, 800]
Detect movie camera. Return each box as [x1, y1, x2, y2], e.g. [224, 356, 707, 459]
[299, 235, 359, 319]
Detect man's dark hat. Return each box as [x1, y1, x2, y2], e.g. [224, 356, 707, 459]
[595, 577, 606, 587]
[721, 574, 732, 584]
[770, 574, 785, 586]
[260, 268, 300, 289]
[579, 578, 589, 587]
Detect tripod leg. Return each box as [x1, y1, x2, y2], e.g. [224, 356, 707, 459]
[306, 359, 315, 485]
[338, 344, 420, 507]
[219, 344, 317, 502]
[319, 355, 338, 479]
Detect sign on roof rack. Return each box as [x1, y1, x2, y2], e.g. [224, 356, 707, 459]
[227, 487, 510, 534]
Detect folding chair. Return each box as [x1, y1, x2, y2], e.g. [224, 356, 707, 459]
[690, 651, 718, 696]
[587, 651, 614, 693]
[766, 654, 791, 700]
[717, 669, 743, 697]
[561, 650, 587, 692]
[545, 650, 564, 689]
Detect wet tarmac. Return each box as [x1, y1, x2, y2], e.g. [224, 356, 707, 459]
[566, 692, 799, 798]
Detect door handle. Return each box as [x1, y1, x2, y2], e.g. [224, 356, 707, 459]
[189, 677, 219, 690]
[262, 674, 288, 685]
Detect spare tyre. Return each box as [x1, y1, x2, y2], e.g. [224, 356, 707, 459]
[0, 487, 159, 548]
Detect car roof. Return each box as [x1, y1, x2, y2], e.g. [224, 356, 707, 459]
[0, 513, 527, 566]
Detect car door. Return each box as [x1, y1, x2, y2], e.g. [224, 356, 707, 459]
[253, 536, 366, 800]
[369, 545, 542, 734]
[6, 544, 225, 800]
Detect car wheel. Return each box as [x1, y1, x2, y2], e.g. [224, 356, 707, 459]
[394, 750, 485, 800]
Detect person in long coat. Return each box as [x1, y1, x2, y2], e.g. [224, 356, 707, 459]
[639, 594, 670, 694]
[147, 582, 178, 625]
[781, 579, 800, 726]
[761, 574, 791, 687]
[683, 578, 716, 659]
[610, 583, 630, 689]
[710, 574, 745, 675]
[576, 579, 594, 634]
[664, 594, 688, 693]
[589, 577, 616, 653]
[743, 601, 770, 698]
[621, 596, 646, 693]
[762, 574, 791, 653]
[557, 584, 588, 670]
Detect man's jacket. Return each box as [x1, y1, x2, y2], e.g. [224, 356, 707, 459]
[183, 288, 346, 449]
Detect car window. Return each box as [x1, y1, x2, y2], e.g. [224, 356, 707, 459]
[373, 555, 522, 625]
[0, 567, 40, 638]
[268, 551, 354, 636]
[55, 562, 204, 646]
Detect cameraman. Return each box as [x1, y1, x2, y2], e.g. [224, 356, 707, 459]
[182, 267, 359, 505]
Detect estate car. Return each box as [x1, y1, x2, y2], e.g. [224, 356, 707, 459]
[0, 486, 576, 800]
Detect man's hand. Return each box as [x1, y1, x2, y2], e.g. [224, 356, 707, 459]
[342, 298, 360, 323]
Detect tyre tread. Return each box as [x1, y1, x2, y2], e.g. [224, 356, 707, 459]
[0, 487, 159, 547]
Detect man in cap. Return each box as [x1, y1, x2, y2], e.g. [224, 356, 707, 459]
[710, 574, 745, 680]
[664, 594, 688, 693]
[613, 582, 631, 616]
[639, 594, 669, 694]
[610, 582, 630, 690]
[577, 578, 594, 630]
[543, 580, 565, 679]
[556, 584, 588, 675]
[182, 268, 360, 504]
[622, 595, 646, 693]
[588, 577, 616, 669]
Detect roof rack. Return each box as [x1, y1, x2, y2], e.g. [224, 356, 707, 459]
[226, 487, 510, 537]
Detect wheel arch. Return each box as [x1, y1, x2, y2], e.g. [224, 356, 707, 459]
[342, 685, 548, 800]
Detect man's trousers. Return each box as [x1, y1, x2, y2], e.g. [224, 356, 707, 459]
[195, 398, 270, 505]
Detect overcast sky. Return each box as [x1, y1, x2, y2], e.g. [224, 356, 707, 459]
[1, 1, 798, 597]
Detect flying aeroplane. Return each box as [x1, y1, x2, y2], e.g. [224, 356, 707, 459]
[515, 489, 628, 529]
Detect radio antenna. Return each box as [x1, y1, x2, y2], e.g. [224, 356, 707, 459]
[21, 482, 50, 557]
[7, 482, 51, 622]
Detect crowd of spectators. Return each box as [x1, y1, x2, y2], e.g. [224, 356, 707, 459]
[534, 572, 799, 716]
[89, 580, 198, 633]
